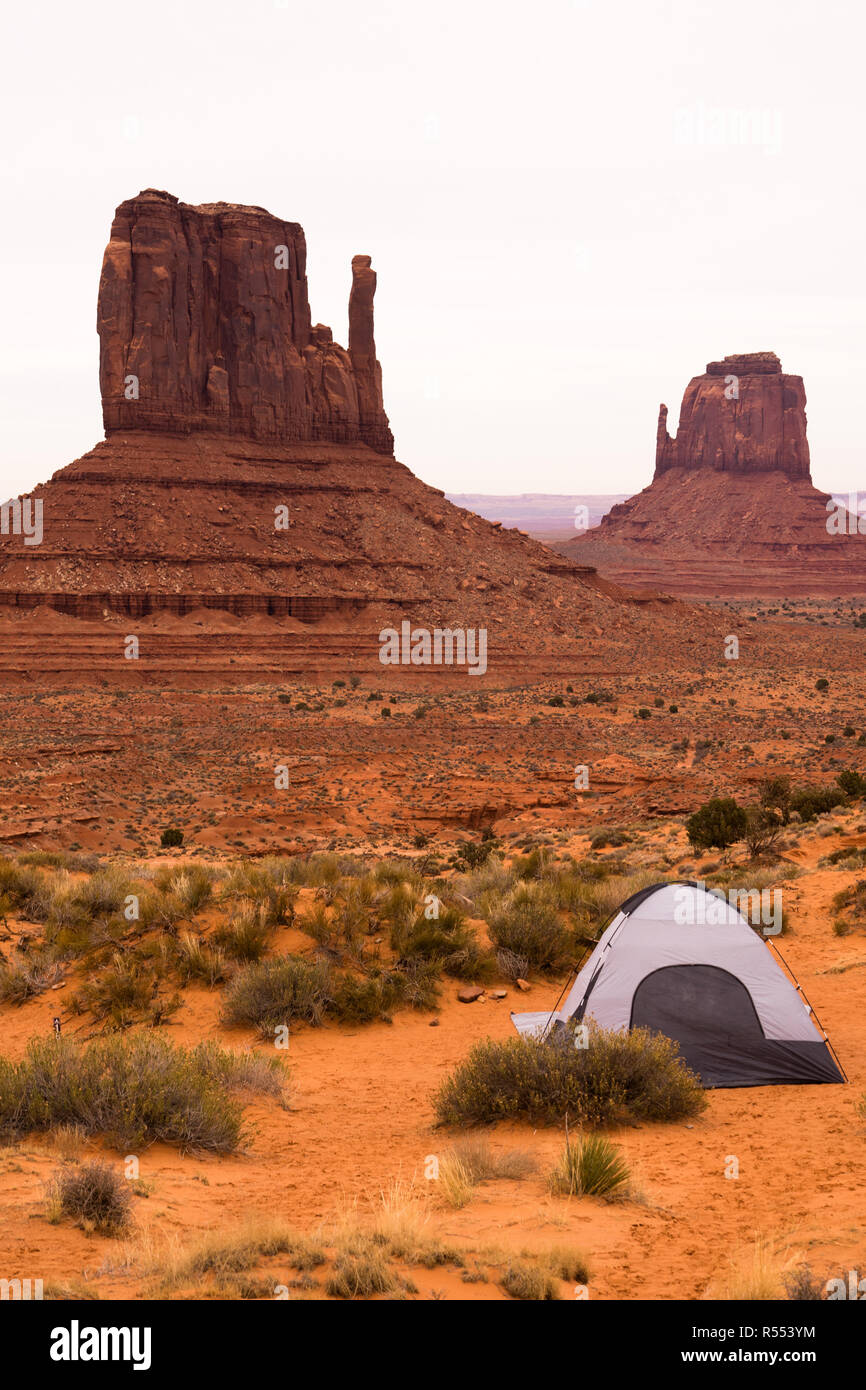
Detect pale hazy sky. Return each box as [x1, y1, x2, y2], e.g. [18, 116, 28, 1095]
[2, 0, 864, 501]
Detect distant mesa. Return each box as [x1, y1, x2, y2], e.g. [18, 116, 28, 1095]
[559, 351, 866, 599]
[654, 352, 810, 481]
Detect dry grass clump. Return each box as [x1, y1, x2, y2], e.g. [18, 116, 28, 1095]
[539, 1245, 592, 1284]
[500, 1260, 560, 1300]
[325, 1244, 396, 1299]
[708, 1233, 806, 1300]
[151, 1216, 325, 1293]
[173, 932, 228, 986]
[485, 882, 575, 973]
[437, 1137, 536, 1208]
[46, 1159, 132, 1235]
[434, 1024, 706, 1128]
[0, 953, 65, 1003]
[70, 953, 183, 1031]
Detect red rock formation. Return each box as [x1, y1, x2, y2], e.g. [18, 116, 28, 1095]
[655, 352, 811, 481]
[0, 189, 727, 684]
[97, 189, 393, 453]
[559, 352, 866, 598]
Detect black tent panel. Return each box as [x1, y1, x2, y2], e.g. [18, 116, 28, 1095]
[630, 963, 843, 1088]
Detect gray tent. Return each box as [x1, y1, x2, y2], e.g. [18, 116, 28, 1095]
[511, 881, 844, 1088]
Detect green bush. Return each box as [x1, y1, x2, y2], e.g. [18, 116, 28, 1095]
[759, 775, 792, 824]
[160, 828, 184, 848]
[390, 906, 493, 982]
[222, 955, 332, 1034]
[434, 1024, 706, 1128]
[837, 769, 866, 799]
[0, 1035, 283, 1152]
[686, 798, 748, 851]
[486, 884, 573, 974]
[790, 785, 846, 822]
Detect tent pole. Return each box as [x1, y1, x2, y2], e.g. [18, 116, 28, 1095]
[767, 938, 849, 1083]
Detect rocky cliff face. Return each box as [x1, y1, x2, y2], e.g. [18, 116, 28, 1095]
[655, 352, 811, 481]
[97, 189, 393, 453]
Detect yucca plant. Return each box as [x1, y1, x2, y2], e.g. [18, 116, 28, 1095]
[549, 1130, 630, 1199]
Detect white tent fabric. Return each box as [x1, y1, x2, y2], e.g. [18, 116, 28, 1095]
[510, 881, 843, 1088]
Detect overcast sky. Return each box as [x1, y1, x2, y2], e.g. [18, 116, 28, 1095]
[2, 0, 864, 501]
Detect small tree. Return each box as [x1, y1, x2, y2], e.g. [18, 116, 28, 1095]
[686, 798, 747, 853]
[837, 769, 866, 799]
[160, 827, 184, 849]
[759, 774, 792, 825]
[743, 806, 782, 859]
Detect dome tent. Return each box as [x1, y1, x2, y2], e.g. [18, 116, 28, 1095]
[510, 881, 844, 1088]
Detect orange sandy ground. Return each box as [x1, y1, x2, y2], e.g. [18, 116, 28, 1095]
[1, 827, 864, 1301]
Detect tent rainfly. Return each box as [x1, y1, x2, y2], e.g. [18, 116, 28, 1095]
[510, 881, 845, 1088]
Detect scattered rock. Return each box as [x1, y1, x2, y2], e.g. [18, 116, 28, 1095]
[457, 986, 485, 1003]
[515, 978, 531, 992]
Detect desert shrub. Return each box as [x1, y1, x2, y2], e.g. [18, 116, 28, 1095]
[783, 1264, 828, 1301]
[460, 839, 496, 869]
[222, 861, 297, 925]
[686, 798, 747, 852]
[0, 1034, 280, 1152]
[47, 1160, 132, 1235]
[213, 903, 274, 962]
[434, 1024, 706, 1128]
[486, 883, 573, 974]
[837, 769, 866, 799]
[326, 1248, 395, 1299]
[790, 785, 846, 822]
[297, 903, 333, 944]
[495, 947, 530, 982]
[0, 953, 64, 1004]
[743, 806, 783, 858]
[173, 933, 228, 987]
[0, 858, 42, 909]
[512, 846, 551, 880]
[73, 868, 136, 920]
[441, 1137, 536, 1197]
[500, 1262, 560, 1300]
[387, 959, 441, 1011]
[548, 1133, 630, 1198]
[375, 883, 415, 932]
[542, 1247, 591, 1284]
[70, 955, 180, 1031]
[590, 830, 628, 850]
[160, 828, 184, 848]
[390, 906, 493, 981]
[221, 955, 332, 1034]
[153, 864, 214, 913]
[159, 1219, 323, 1290]
[759, 775, 792, 824]
[831, 880, 866, 930]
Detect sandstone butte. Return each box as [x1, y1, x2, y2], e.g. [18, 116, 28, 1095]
[559, 352, 866, 598]
[0, 188, 723, 686]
